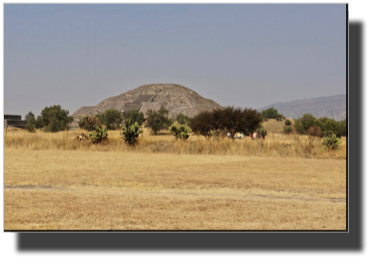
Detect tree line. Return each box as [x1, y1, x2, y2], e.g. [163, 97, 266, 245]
[24, 105, 74, 133]
[285, 113, 347, 138]
[188, 107, 263, 139]
[23, 105, 346, 141]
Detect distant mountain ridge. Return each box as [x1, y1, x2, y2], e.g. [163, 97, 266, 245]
[258, 94, 346, 121]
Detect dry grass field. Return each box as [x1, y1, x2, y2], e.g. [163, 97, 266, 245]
[262, 118, 296, 134]
[4, 125, 346, 159]
[4, 126, 346, 230]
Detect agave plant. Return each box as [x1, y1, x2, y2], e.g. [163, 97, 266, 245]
[120, 119, 143, 145]
[89, 126, 108, 143]
[169, 122, 192, 140]
[322, 133, 342, 150]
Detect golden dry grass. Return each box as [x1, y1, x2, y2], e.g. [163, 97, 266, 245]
[4, 147, 346, 230]
[4, 127, 346, 230]
[262, 118, 296, 134]
[4, 127, 346, 159]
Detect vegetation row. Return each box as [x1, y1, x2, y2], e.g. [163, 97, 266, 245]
[21, 105, 346, 150]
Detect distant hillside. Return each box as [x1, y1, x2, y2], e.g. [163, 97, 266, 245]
[258, 94, 346, 120]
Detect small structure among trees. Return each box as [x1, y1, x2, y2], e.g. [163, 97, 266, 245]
[5, 114, 27, 129]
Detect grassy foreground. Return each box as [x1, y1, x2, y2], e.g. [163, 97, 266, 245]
[4, 147, 346, 230]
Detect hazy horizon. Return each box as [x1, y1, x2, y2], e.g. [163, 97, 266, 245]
[4, 4, 346, 118]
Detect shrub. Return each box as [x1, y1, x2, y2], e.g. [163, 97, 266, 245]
[285, 119, 291, 126]
[257, 127, 267, 139]
[308, 125, 322, 137]
[120, 120, 143, 145]
[169, 122, 192, 140]
[322, 133, 342, 150]
[89, 126, 108, 143]
[283, 126, 293, 134]
[79, 115, 102, 131]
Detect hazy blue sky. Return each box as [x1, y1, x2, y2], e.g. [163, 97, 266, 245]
[4, 4, 346, 118]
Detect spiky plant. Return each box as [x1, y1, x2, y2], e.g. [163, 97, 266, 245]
[322, 133, 342, 150]
[89, 126, 108, 143]
[120, 119, 143, 145]
[169, 122, 192, 140]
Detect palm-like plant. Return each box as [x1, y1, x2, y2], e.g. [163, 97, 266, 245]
[120, 119, 143, 145]
[89, 126, 108, 143]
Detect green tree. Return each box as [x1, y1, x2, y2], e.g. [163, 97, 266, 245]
[189, 107, 262, 140]
[97, 109, 123, 130]
[293, 119, 305, 135]
[188, 111, 214, 139]
[261, 107, 284, 120]
[40, 105, 74, 132]
[36, 115, 43, 129]
[24, 111, 37, 132]
[25, 111, 35, 122]
[215, 107, 262, 140]
[176, 113, 190, 125]
[120, 119, 143, 145]
[294, 113, 317, 134]
[145, 106, 170, 135]
[25, 118, 37, 132]
[339, 118, 347, 137]
[317, 117, 341, 134]
[123, 109, 145, 126]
